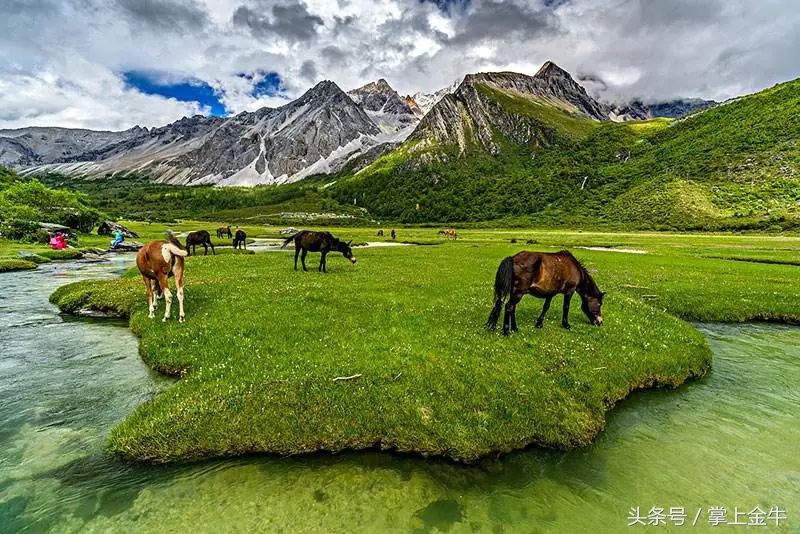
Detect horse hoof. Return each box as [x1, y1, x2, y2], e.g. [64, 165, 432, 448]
[535, 322, 543, 328]
[162, 317, 169, 322]
[562, 323, 571, 330]
[179, 316, 185, 323]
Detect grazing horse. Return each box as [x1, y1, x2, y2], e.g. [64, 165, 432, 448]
[185, 230, 215, 256]
[438, 228, 458, 240]
[376, 229, 384, 237]
[486, 250, 605, 335]
[136, 231, 188, 323]
[216, 226, 232, 239]
[281, 230, 356, 272]
[232, 229, 247, 250]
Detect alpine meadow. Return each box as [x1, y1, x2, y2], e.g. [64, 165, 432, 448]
[1, 0, 799, 531]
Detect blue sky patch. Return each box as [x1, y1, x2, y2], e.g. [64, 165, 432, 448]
[122, 71, 227, 116]
[238, 70, 284, 98]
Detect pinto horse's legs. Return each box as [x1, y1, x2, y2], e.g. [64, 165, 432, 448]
[174, 262, 185, 323]
[300, 249, 308, 271]
[157, 273, 172, 321]
[562, 292, 574, 329]
[143, 276, 156, 319]
[535, 296, 552, 328]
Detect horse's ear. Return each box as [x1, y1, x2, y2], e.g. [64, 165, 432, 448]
[347, 240, 352, 246]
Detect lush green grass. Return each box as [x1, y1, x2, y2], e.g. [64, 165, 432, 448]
[48, 227, 800, 463]
[0, 258, 37, 272]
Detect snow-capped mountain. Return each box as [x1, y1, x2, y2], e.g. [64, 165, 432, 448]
[347, 79, 420, 140]
[609, 98, 716, 121]
[411, 77, 463, 115]
[11, 81, 386, 185]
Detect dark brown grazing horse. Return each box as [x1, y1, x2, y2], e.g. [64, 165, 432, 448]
[281, 230, 356, 272]
[232, 229, 247, 250]
[136, 231, 188, 322]
[185, 230, 215, 256]
[216, 226, 232, 239]
[486, 250, 605, 335]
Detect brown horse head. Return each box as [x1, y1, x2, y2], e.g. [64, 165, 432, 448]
[580, 290, 605, 326]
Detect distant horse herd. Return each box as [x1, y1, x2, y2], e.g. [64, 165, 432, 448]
[136, 226, 605, 330]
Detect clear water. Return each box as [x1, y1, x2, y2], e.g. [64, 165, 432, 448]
[0, 260, 797, 533]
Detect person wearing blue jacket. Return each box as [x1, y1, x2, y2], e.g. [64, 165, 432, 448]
[111, 228, 124, 248]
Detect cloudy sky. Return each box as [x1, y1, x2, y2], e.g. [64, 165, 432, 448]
[1, 0, 797, 130]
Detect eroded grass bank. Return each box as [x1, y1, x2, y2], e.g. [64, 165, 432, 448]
[49, 232, 800, 462]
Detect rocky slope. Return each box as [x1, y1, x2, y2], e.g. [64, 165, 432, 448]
[0, 126, 146, 167]
[347, 79, 420, 139]
[405, 61, 611, 159]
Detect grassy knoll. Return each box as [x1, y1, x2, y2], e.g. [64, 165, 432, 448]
[49, 228, 800, 463]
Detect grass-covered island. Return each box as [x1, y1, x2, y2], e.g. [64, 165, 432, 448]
[49, 229, 800, 463]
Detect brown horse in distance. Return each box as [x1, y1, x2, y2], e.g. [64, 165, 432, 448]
[281, 230, 356, 272]
[232, 229, 247, 250]
[216, 226, 232, 239]
[486, 250, 605, 335]
[185, 230, 215, 256]
[136, 231, 188, 322]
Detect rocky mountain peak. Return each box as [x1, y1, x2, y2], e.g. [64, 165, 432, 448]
[534, 60, 571, 80]
[300, 80, 346, 102]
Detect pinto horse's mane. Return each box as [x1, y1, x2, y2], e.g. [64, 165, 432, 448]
[558, 250, 601, 296]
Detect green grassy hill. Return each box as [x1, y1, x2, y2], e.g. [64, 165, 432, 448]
[330, 78, 800, 230]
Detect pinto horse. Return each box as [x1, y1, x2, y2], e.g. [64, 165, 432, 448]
[136, 231, 188, 322]
[486, 250, 605, 335]
[281, 230, 356, 272]
[185, 230, 215, 256]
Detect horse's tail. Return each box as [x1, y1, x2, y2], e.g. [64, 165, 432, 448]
[163, 231, 188, 260]
[486, 256, 515, 330]
[281, 234, 296, 248]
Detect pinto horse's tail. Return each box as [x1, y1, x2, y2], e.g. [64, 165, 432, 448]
[485, 256, 515, 330]
[163, 231, 188, 260]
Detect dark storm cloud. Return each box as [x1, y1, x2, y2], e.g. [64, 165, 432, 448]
[320, 46, 348, 65]
[300, 60, 317, 81]
[116, 0, 209, 32]
[232, 1, 324, 42]
[446, 0, 559, 45]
